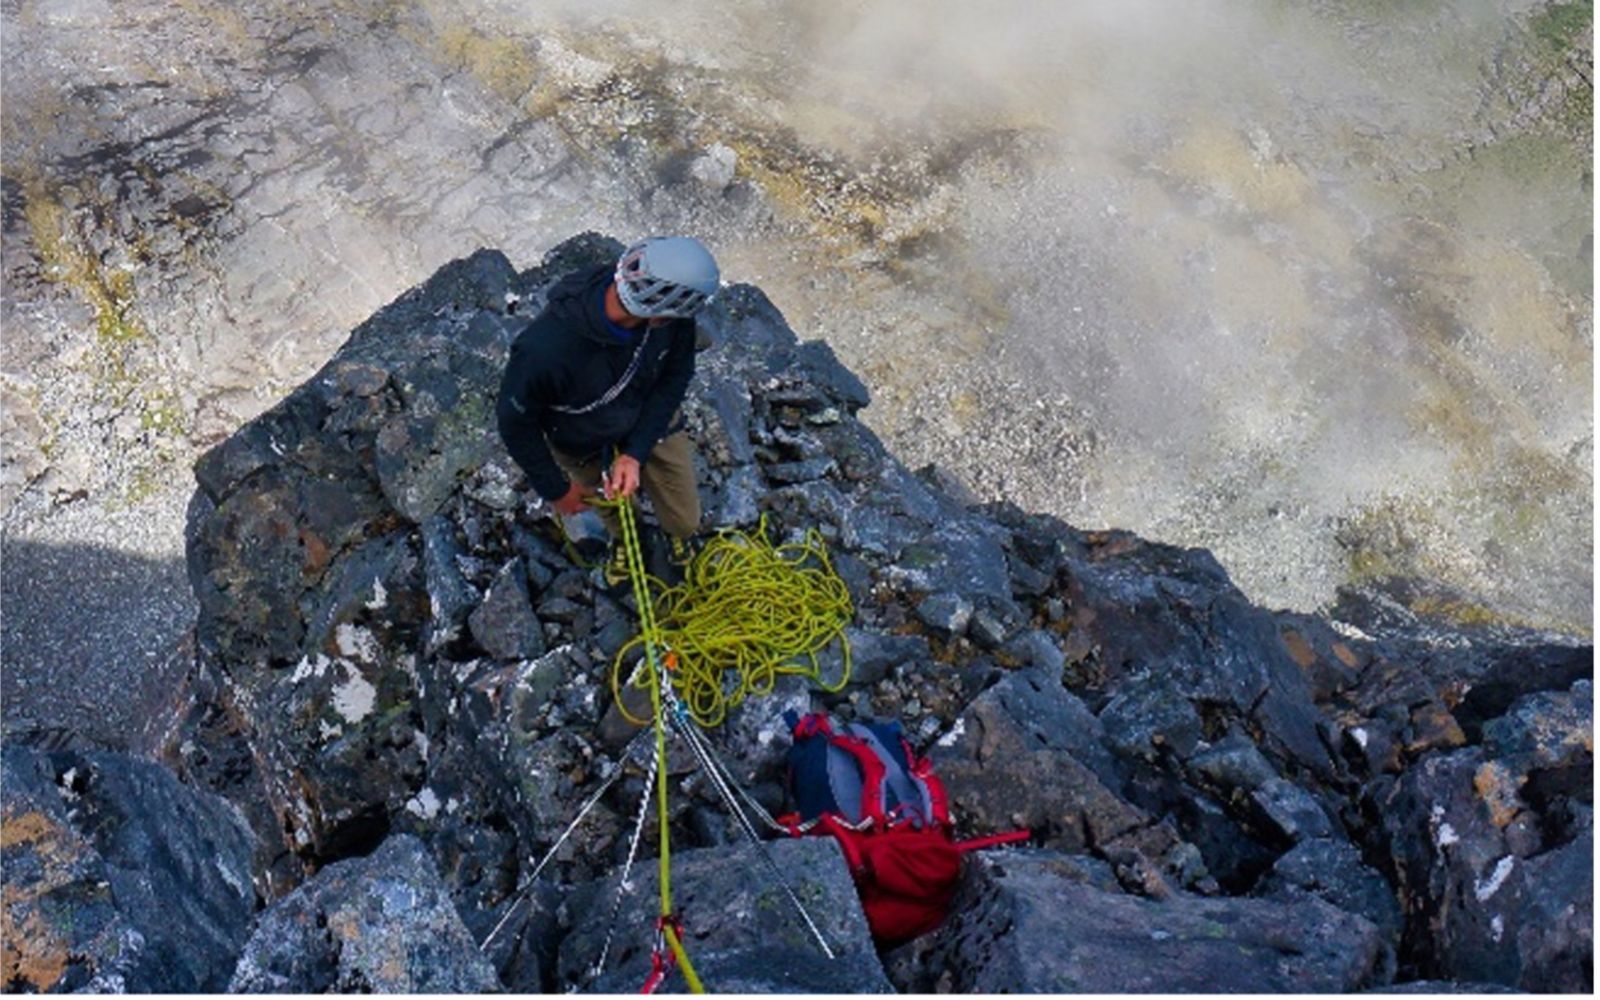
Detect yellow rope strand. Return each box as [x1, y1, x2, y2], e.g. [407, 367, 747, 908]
[603, 490, 703, 993]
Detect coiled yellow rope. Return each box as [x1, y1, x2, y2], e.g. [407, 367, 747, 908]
[601, 511, 854, 730]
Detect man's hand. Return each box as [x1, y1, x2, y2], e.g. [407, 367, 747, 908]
[552, 480, 596, 515]
[604, 455, 642, 499]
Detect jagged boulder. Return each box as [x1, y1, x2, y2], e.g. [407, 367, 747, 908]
[1, 745, 256, 993]
[1330, 581, 1592, 742]
[931, 666, 1206, 891]
[1255, 836, 1404, 980]
[1372, 679, 1592, 990]
[557, 838, 890, 993]
[229, 834, 500, 992]
[184, 247, 525, 860]
[1050, 528, 1334, 782]
[887, 849, 1384, 992]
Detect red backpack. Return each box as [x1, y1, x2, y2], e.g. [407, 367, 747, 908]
[779, 712, 1029, 945]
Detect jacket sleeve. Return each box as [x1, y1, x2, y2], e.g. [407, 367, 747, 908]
[621, 322, 696, 464]
[496, 329, 571, 502]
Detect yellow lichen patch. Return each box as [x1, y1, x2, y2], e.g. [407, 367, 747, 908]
[1159, 121, 1354, 269]
[0, 809, 55, 849]
[1280, 628, 1318, 669]
[433, 26, 540, 107]
[1, 808, 87, 992]
[20, 176, 149, 349]
[1472, 760, 1525, 828]
[1331, 642, 1361, 670]
[1407, 595, 1508, 629]
[171, 0, 254, 53]
[0, 898, 71, 993]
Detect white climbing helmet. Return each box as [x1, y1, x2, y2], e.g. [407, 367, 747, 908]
[614, 236, 720, 319]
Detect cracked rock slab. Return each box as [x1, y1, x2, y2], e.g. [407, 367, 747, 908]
[228, 834, 498, 993]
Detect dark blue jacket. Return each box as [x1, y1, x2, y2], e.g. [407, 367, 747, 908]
[496, 265, 696, 501]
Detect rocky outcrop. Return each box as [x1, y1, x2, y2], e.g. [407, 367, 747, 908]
[1370, 680, 1592, 992]
[886, 849, 1385, 992]
[559, 839, 891, 993]
[147, 236, 1599, 993]
[0, 744, 256, 993]
[229, 834, 499, 993]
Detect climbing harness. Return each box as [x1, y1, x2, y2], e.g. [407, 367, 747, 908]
[608, 514, 854, 729]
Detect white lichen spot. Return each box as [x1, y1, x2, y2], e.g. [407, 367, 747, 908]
[335, 623, 379, 664]
[1475, 856, 1515, 901]
[1430, 805, 1460, 847]
[365, 578, 388, 610]
[290, 654, 332, 683]
[1490, 914, 1505, 942]
[1350, 727, 1368, 749]
[414, 729, 430, 759]
[215, 856, 249, 898]
[936, 719, 967, 747]
[331, 663, 378, 724]
[1328, 619, 1374, 642]
[405, 787, 441, 820]
[319, 720, 343, 742]
[446, 797, 461, 815]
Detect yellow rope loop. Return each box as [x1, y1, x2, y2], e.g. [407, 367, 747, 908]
[600, 509, 854, 730]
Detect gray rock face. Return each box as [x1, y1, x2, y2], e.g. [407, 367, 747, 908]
[229, 834, 499, 993]
[183, 248, 556, 862]
[890, 849, 1384, 993]
[470, 558, 546, 660]
[0, 745, 256, 993]
[557, 839, 889, 993]
[932, 668, 1198, 888]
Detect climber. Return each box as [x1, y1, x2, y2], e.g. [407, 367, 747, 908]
[496, 236, 720, 587]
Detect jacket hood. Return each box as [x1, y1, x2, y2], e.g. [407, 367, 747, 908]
[546, 264, 624, 345]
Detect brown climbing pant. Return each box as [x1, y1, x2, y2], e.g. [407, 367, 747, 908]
[550, 431, 702, 541]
